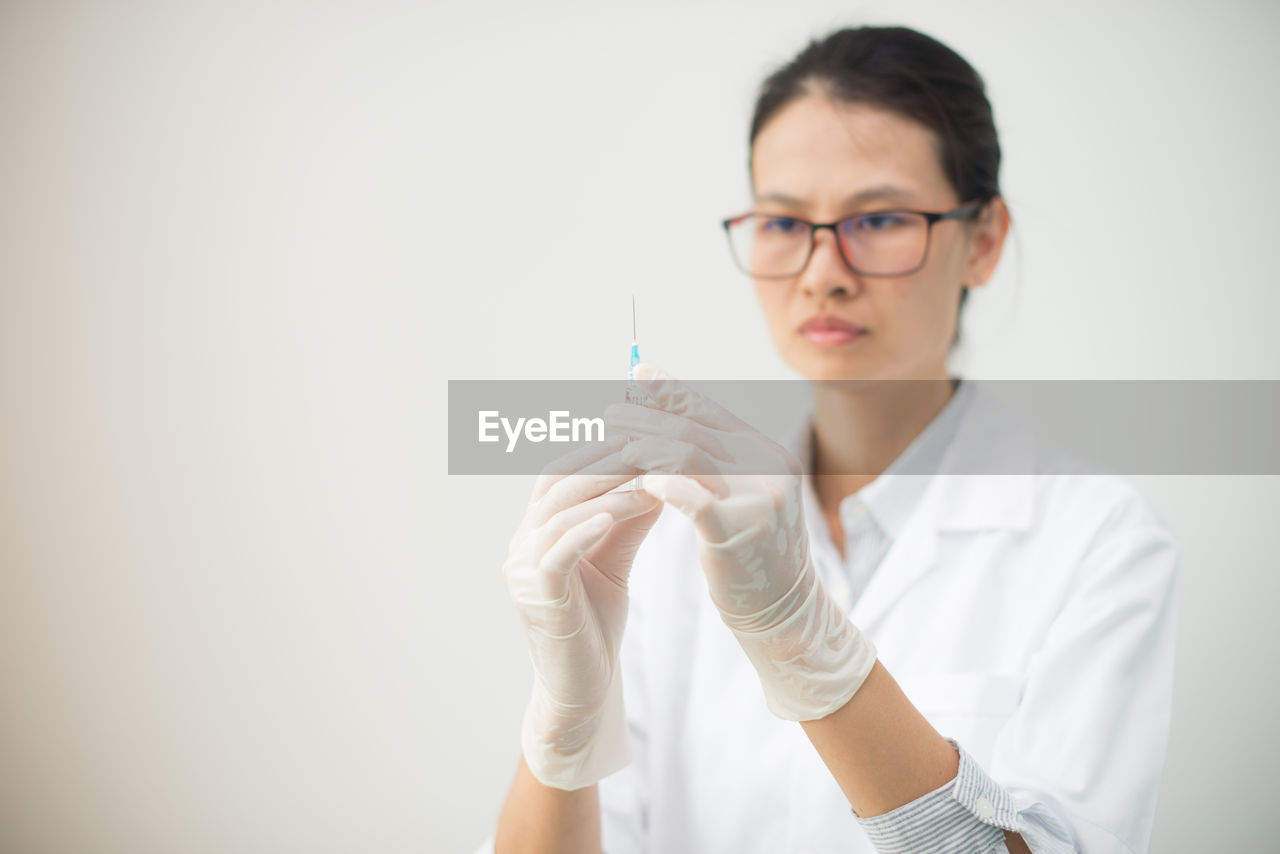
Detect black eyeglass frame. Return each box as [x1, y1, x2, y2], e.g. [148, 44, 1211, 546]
[720, 199, 988, 279]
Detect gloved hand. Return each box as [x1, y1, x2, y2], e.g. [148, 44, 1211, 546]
[503, 434, 663, 790]
[605, 363, 878, 721]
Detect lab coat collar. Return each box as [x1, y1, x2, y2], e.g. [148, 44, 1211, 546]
[851, 381, 1039, 633]
[793, 379, 964, 543]
[855, 377, 971, 539]
[928, 379, 1037, 533]
[790, 377, 1034, 537]
[787, 378, 1039, 633]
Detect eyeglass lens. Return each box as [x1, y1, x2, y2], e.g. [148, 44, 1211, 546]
[726, 212, 932, 277]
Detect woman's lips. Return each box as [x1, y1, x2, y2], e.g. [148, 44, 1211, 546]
[799, 317, 868, 347]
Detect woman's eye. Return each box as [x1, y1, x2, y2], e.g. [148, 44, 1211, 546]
[760, 216, 802, 234]
[847, 213, 907, 233]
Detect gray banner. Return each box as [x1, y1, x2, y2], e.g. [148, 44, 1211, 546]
[447, 380, 1280, 475]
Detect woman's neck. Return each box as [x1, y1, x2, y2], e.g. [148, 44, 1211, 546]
[809, 376, 958, 513]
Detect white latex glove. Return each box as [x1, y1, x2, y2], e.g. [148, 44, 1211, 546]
[605, 363, 878, 721]
[502, 433, 663, 790]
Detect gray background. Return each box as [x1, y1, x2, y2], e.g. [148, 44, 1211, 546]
[0, 0, 1276, 851]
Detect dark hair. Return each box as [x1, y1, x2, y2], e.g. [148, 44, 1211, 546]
[748, 26, 1002, 350]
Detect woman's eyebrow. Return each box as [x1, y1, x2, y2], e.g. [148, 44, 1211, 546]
[841, 184, 920, 206]
[754, 191, 807, 206]
[755, 184, 919, 208]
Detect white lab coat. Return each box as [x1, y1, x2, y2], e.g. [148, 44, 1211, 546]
[474, 381, 1179, 854]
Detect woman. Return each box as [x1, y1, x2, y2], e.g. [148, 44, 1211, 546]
[479, 25, 1178, 854]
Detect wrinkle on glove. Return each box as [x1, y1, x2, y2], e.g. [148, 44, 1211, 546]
[521, 665, 631, 790]
[644, 469, 878, 722]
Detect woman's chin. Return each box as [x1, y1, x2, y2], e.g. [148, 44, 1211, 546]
[787, 351, 878, 383]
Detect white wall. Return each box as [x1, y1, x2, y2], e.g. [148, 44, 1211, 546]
[0, 1, 1276, 851]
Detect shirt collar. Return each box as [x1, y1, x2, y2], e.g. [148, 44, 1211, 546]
[789, 378, 975, 541]
[929, 380, 1037, 532]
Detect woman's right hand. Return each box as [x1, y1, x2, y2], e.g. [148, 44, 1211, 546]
[503, 434, 663, 790]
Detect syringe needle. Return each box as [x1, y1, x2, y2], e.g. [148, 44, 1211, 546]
[632, 294, 637, 343]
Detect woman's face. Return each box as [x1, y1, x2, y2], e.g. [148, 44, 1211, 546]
[748, 91, 1007, 381]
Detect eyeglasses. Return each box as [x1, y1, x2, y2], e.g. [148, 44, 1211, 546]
[721, 200, 986, 279]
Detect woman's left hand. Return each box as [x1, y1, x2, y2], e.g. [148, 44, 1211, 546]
[604, 362, 879, 721]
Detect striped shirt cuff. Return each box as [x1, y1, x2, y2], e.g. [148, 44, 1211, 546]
[853, 738, 1023, 854]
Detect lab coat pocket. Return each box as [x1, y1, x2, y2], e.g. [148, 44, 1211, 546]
[894, 671, 1025, 767]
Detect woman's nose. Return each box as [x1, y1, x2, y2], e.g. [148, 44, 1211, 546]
[799, 228, 861, 298]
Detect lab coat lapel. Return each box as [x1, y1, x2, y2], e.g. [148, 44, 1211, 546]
[846, 383, 1037, 635]
[847, 482, 941, 635]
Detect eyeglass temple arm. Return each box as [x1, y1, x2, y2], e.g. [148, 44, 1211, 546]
[934, 200, 988, 223]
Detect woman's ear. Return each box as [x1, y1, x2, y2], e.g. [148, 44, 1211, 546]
[963, 197, 1010, 289]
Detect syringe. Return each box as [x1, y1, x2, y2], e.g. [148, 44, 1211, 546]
[622, 296, 644, 492]
[626, 294, 644, 405]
